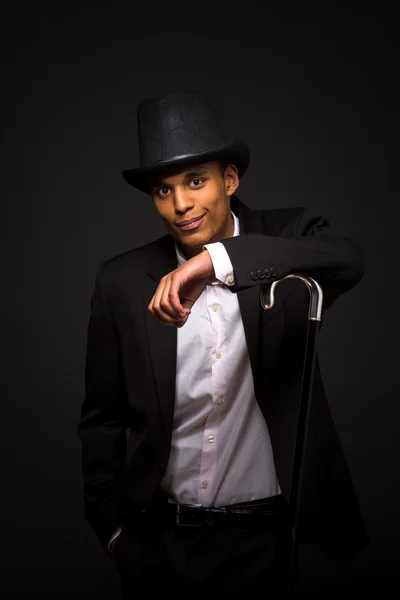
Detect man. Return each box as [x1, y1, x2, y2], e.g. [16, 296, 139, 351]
[78, 90, 369, 598]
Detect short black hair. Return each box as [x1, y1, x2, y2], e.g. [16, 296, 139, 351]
[217, 160, 228, 176]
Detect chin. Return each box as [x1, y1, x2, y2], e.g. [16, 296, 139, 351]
[180, 231, 209, 245]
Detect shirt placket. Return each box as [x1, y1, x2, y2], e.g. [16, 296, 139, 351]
[198, 282, 227, 505]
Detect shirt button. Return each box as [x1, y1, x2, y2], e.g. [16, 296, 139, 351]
[216, 397, 224, 404]
[207, 435, 214, 443]
[212, 303, 218, 312]
[215, 351, 222, 359]
[226, 275, 234, 284]
[201, 481, 208, 489]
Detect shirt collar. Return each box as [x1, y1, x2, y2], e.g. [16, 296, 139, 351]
[175, 210, 240, 266]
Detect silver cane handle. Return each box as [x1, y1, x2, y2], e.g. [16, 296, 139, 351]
[259, 274, 323, 321]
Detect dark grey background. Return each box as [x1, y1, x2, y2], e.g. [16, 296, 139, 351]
[2, 2, 398, 597]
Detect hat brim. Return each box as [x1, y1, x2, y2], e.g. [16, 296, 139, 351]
[121, 141, 249, 195]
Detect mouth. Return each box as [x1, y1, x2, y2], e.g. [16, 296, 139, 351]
[175, 214, 206, 231]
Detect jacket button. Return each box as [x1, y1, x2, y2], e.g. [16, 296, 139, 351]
[264, 269, 271, 278]
[251, 271, 259, 280]
[270, 267, 278, 277]
[257, 269, 266, 279]
[159, 461, 166, 471]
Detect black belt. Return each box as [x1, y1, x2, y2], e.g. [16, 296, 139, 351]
[134, 494, 290, 528]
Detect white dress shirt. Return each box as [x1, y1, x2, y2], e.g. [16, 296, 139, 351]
[159, 211, 281, 506]
[108, 211, 281, 551]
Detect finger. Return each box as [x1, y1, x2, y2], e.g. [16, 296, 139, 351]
[148, 278, 171, 324]
[175, 313, 190, 328]
[148, 278, 164, 313]
[166, 274, 189, 319]
[150, 297, 189, 327]
[151, 277, 183, 325]
[159, 277, 184, 320]
[168, 272, 187, 316]
[149, 298, 175, 327]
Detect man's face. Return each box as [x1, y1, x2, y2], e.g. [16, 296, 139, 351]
[148, 161, 239, 258]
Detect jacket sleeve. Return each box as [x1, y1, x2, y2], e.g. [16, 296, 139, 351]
[219, 206, 365, 310]
[77, 263, 128, 554]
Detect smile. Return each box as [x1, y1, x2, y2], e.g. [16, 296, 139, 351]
[176, 214, 205, 231]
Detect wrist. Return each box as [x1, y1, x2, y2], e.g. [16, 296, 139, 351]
[201, 249, 214, 278]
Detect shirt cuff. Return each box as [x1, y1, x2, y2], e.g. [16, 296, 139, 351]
[204, 242, 235, 286]
[108, 526, 122, 553]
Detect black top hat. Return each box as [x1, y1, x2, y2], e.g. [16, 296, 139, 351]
[121, 90, 250, 195]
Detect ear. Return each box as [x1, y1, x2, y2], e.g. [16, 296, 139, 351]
[225, 164, 239, 196]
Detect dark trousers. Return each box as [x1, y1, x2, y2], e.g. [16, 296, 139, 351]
[113, 508, 292, 599]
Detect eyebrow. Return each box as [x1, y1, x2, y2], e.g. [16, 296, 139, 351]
[154, 168, 208, 187]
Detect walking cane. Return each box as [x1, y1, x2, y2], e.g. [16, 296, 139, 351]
[260, 274, 323, 599]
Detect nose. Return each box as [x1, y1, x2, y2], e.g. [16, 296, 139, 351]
[173, 187, 195, 213]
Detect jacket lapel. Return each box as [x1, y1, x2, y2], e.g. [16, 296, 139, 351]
[231, 195, 267, 381]
[143, 236, 178, 442]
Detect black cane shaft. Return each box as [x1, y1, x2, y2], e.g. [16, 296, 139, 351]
[289, 318, 321, 526]
[284, 318, 321, 599]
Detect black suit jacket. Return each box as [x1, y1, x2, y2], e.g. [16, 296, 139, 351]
[78, 194, 369, 560]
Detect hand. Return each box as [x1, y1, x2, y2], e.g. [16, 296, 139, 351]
[148, 250, 214, 327]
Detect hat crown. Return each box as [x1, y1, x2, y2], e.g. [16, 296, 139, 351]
[121, 89, 249, 194]
[137, 90, 227, 166]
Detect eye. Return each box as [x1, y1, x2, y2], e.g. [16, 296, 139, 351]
[158, 187, 170, 197]
[190, 178, 204, 187]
